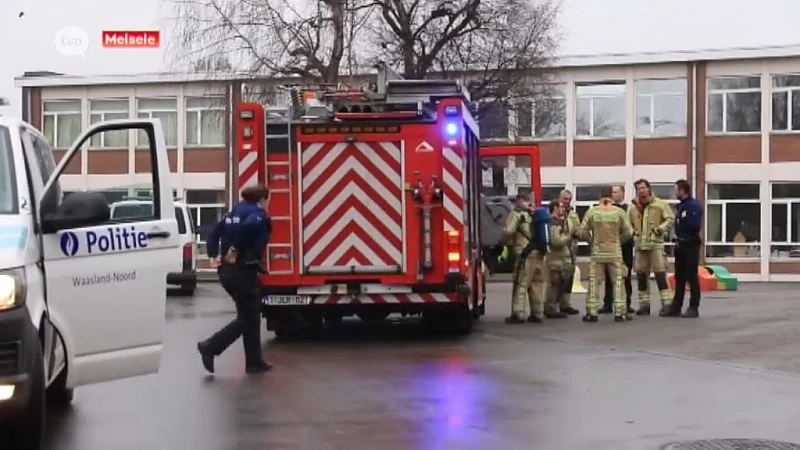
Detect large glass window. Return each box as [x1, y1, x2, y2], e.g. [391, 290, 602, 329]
[89, 99, 129, 148]
[540, 185, 566, 205]
[635, 78, 687, 137]
[481, 155, 533, 198]
[515, 84, 567, 140]
[707, 76, 761, 133]
[185, 97, 225, 146]
[706, 183, 761, 258]
[772, 74, 800, 132]
[42, 100, 81, 148]
[576, 82, 626, 138]
[0, 126, 17, 214]
[477, 100, 510, 140]
[770, 183, 800, 259]
[185, 190, 227, 252]
[136, 98, 178, 147]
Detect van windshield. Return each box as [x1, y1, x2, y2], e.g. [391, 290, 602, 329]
[0, 126, 18, 214]
[111, 203, 187, 234]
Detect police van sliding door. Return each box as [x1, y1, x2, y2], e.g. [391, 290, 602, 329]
[33, 120, 178, 387]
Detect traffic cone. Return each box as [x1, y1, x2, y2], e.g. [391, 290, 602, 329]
[571, 266, 587, 293]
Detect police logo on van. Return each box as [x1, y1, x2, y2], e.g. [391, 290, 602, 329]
[60, 226, 148, 257]
[60, 231, 80, 256]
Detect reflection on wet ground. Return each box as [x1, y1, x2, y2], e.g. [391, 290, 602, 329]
[44, 283, 800, 450]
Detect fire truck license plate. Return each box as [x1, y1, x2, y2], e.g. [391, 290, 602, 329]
[264, 295, 312, 306]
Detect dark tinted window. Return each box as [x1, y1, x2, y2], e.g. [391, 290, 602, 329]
[175, 206, 187, 234]
[0, 127, 17, 214]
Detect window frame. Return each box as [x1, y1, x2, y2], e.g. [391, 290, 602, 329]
[42, 99, 82, 149]
[634, 78, 688, 138]
[514, 85, 567, 141]
[476, 98, 511, 141]
[184, 189, 227, 247]
[88, 98, 130, 149]
[771, 74, 800, 133]
[184, 96, 226, 147]
[135, 97, 178, 148]
[706, 76, 762, 135]
[768, 182, 800, 259]
[705, 183, 761, 259]
[575, 82, 627, 139]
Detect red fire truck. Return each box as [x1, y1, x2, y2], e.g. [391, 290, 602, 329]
[235, 67, 541, 336]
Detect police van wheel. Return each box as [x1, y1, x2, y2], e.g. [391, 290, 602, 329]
[5, 346, 45, 450]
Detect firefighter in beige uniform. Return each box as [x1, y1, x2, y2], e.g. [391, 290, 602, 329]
[559, 190, 581, 315]
[501, 193, 547, 324]
[543, 200, 571, 319]
[628, 179, 676, 316]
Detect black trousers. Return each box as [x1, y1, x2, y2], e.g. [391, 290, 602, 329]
[672, 240, 701, 309]
[204, 264, 265, 366]
[603, 252, 633, 308]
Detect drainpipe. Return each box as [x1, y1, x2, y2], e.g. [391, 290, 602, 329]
[691, 62, 698, 190]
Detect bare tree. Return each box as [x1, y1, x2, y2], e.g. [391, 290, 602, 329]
[367, 0, 562, 101]
[168, 0, 373, 83]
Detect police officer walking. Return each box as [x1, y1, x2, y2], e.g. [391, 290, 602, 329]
[197, 184, 273, 374]
[666, 179, 704, 318]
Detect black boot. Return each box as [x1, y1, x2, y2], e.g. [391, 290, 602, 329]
[682, 308, 699, 318]
[527, 315, 544, 323]
[505, 315, 526, 324]
[614, 315, 626, 322]
[598, 305, 613, 314]
[636, 305, 650, 316]
[658, 305, 674, 317]
[561, 306, 580, 315]
[582, 314, 598, 323]
[197, 341, 215, 374]
[544, 311, 567, 319]
[626, 305, 636, 314]
[662, 306, 682, 317]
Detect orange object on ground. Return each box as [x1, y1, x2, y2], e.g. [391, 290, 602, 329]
[667, 266, 718, 292]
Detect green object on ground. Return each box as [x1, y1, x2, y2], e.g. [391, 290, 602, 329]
[705, 265, 738, 291]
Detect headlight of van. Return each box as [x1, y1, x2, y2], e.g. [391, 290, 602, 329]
[0, 267, 26, 312]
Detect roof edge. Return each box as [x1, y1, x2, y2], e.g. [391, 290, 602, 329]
[15, 43, 800, 88]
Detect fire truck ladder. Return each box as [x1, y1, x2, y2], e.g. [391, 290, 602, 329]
[265, 106, 295, 275]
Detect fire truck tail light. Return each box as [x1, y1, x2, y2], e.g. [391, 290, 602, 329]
[243, 126, 253, 138]
[446, 230, 461, 270]
[240, 110, 254, 119]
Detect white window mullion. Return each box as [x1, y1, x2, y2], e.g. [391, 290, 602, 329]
[721, 203, 728, 244]
[721, 92, 728, 133]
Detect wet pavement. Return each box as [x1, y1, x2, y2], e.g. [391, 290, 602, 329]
[43, 282, 800, 450]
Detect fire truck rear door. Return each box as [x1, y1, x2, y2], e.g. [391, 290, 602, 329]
[298, 137, 405, 275]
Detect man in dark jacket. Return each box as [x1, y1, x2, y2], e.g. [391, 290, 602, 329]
[197, 184, 273, 374]
[665, 179, 704, 318]
[601, 184, 634, 314]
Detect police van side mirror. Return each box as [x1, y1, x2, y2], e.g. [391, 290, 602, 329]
[41, 192, 110, 234]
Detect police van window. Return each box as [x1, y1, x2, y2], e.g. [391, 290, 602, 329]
[0, 126, 18, 214]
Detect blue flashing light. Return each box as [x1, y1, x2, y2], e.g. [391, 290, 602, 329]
[444, 105, 459, 116]
[445, 122, 459, 137]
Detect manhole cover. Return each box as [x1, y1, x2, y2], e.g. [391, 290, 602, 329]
[662, 439, 800, 450]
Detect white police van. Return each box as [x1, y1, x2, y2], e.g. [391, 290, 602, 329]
[0, 116, 178, 449]
[109, 198, 198, 295]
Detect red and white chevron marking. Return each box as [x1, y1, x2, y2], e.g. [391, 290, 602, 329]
[315, 293, 459, 305]
[238, 150, 259, 193]
[300, 141, 404, 270]
[441, 146, 465, 232]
